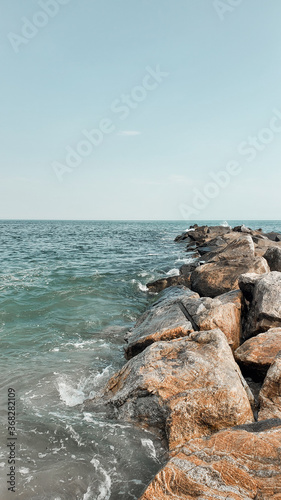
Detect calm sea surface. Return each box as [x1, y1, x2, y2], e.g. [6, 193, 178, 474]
[0, 220, 280, 500]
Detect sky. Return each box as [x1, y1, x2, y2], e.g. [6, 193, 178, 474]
[1, 0, 281, 220]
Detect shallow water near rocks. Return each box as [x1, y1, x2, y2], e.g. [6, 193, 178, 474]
[0, 220, 280, 500]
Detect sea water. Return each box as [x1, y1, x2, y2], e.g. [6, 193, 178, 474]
[0, 220, 280, 500]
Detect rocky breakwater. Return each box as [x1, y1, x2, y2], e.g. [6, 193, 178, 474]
[85, 224, 281, 499]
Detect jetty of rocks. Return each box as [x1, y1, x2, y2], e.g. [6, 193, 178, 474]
[85, 223, 281, 499]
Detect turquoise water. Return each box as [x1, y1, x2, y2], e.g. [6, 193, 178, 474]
[0, 220, 280, 500]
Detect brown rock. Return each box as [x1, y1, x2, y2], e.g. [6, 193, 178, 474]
[235, 328, 281, 378]
[125, 288, 242, 358]
[88, 329, 254, 451]
[239, 272, 281, 338]
[190, 236, 269, 298]
[181, 289, 242, 350]
[146, 274, 191, 293]
[259, 352, 281, 420]
[124, 287, 199, 359]
[140, 419, 281, 500]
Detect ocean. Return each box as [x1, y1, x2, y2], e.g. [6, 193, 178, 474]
[0, 220, 280, 500]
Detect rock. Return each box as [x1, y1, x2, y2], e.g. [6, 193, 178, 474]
[233, 224, 252, 233]
[180, 289, 242, 350]
[88, 329, 254, 451]
[263, 231, 281, 242]
[174, 233, 192, 243]
[125, 288, 242, 358]
[259, 353, 281, 420]
[179, 261, 199, 275]
[264, 246, 281, 271]
[140, 419, 281, 500]
[190, 236, 269, 298]
[146, 274, 192, 293]
[124, 287, 199, 359]
[239, 272, 281, 338]
[235, 328, 281, 379]
[253, 238, 281, 257]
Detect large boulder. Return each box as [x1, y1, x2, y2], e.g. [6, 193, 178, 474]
[125, 289, 242, 358]
[190, 236, 269, 298]
[259, 353, 281, 420]
[239, 272, 281, 338]
[124, 287, 199, 359]
[234, 328, 281, 379]
[264, 246, 281, 271]
[88, 329, 254, 451]
[140, 419, 281, 500]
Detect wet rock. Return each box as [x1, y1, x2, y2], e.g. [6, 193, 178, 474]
[190, 236, 269, 298]
[146, 274, 192, 293]
[124, 287, 199, 359]
[140, 420, 281, 500]
[234, 328, 281, 379]
[258, 353, 281, 420]
[239, 272, 281, 338]
[90, 329, 253, 451]
[264, 246, 281, 271]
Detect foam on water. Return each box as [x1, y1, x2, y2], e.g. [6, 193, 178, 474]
[90, 458, 112, 500]
[166, 268, 180, 276]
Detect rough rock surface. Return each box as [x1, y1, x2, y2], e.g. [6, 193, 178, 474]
[146, 274, 192, 293]
[264, 246, 281, 271]
[235, 328, 281, 378]
[124, 287, 199, 359]
[190, 236, 269, 298]
[140, 419, 281, 500]
[239, 272, 281, 338]
[180, 289, 242, 350]
[259, 353, 281, 420]
[89, 329, 253, 451]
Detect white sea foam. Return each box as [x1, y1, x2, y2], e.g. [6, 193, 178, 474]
[57, 366, 112, 407]
[90, 458, 112, 500]
[220, 220, 231, 228]
[131, 279, 148, 292]
[166, 268, 180, 276]
[66, 424, 84, 447]
[141, 439, 157, 460]
[57, 376, 85, 407]
[175, 257, 195, 264]
[19, 467, 30, 474]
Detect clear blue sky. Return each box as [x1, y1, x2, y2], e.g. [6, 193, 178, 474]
[1, 0, 281, 220]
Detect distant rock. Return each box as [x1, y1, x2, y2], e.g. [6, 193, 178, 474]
[124, 287, 199, 359]
[263, 231, 281, 242]
[88, 329, 253, 451]
[235, 328, 281, 378]
[259, 353, 281, 420]
[264, 246, 281, 271]
[140, 419, 281, 499]
[190, 236, 269, 298]
[239, 271, 281, 338]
